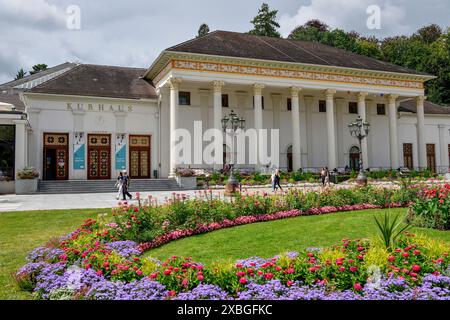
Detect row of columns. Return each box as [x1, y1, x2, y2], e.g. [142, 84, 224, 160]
[167, 77, 427, 175]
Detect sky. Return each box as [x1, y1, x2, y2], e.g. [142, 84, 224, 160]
[0, 0, 449, 84]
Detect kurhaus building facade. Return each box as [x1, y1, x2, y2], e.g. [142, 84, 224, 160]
[1, 31, 450, 188]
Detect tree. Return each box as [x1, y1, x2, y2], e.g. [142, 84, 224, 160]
[415, 24, 442, 44]
[197, 23, 210, 38]
[29, 64, 48, 75]
[249, 3, 281, 38]
[288, 19, 329, 41]
[14, 68, 26, 80]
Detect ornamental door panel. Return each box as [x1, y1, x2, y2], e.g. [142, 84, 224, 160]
[403, 143, 413, 170]
[87, 134, 111, 180]
[43, 133, 69, 180]
[129, 135, 150, 179]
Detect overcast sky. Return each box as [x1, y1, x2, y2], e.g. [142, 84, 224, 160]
[0, 0, 448, 83]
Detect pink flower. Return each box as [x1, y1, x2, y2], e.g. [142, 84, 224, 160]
[239, 277, 248, 284]
[349, 266, 358, 272]
[287, 280, 294, 286]
[197, 275, 204, 281]
[264, 273, 274, 279]
[411, 265, 421, 272]
[353, 283, 362, 291]
[163, 269, 171, 275]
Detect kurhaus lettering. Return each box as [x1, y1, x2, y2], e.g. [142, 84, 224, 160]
[66, 103, 133, 112]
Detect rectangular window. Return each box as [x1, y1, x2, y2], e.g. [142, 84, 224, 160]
[252, 96, 265, 109]
[426, 144, 436, 172]
[179, 91, 191, 105]
[349, 102, 358, 114]
[287, 98, 292, 111]
[403, 143, 413, 170]
[377, 104, 386, 115]
[319, 100, 326, 113]
[221, 94, 229, 108]
[0, 125, 15, 180]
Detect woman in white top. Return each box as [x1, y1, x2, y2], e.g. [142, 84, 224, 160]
[115, 172, 124, 200]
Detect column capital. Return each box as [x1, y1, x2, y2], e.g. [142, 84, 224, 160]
[167, 77, 182, 90]
[325, 89, 336, 99]
[290, 86, 302, 97]
[416, 95, 426, 104]
[357, 92, 369, 102]
[386, 94, 399, 104]
[13, 119, 27, 125]
[253, 83, 265, 95]
[212, 80, 225, 93]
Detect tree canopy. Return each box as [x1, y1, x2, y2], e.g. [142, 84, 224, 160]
[14, 68, 26, 80]
[249, 3, 281, 38]
[29, 64, 48, 75]
[197, 23, 210, 38]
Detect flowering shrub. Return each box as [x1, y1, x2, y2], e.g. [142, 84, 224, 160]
[17, 166, 39, 179]
[409, 184, 450, 230]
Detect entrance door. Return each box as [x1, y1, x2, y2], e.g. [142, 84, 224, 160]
[129, 135, 150, 179]
[426, 144, 436, 173]
[43, 133, 69, 180]
[287, 145, 293, 172]
[349, 146, 360, 171]
[87, 134, 111, 180]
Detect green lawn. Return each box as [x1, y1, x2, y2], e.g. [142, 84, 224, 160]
[1, 207, 450, 300]
[145, 208, 450, 265]
[0, 208, 110, 300]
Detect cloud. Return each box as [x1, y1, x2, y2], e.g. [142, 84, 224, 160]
[279, 0, 411, 38]
[0, 0, 66, 30]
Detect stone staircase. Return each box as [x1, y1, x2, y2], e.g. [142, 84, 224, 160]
[37, 179, 181, 194]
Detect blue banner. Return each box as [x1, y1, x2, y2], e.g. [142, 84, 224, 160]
[73, 143, 85, 170]
[115, 143, 126, 170]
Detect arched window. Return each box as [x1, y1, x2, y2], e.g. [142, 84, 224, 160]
[349, 146, 360, 171]
[287, 145, 293, 172]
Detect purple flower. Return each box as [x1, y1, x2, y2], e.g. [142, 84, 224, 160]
[175, 285, 232, 300]
[106, 241, 141, 258]
[26, 247, 65, 263]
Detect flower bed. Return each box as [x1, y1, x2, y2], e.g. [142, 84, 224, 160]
[15, 233, 450, 300]
[14, 184, 450, 300]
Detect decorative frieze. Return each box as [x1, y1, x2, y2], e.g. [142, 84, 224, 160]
[157, 59, 424, 90]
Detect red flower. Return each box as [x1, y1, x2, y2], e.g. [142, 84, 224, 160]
[96, 270, 103, 276]
[402, 252, 409, 258]
[411, 264, 421, 272]
[168, 290, 176, 297]
[163, 269, 171, 275]
[264, 273, 274, 279]
[388, 256, 395, 262]
[307, 253, 314, 257]
[413, 250, 421, 255]
[236, 271, 245, 277]
[235, 263, 243, 268]
[286, 268, 294, 274]
[197, 275, 204, 281]
[287, 280, 294, 286]
[353, 283, 362, 291]
[349, 266, 358, 272]
[84, 264, 91, 269]
[149, 273, 157, 279]
[239, 277, 248, 284]
[339, 267, 346, 272]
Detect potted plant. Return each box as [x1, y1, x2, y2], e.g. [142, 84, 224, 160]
[15, 166, 39, 194]
[175, 168, 197, 190]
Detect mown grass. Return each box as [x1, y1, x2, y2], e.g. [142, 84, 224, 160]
[145, 208, 450, 265]
[0, 208, 110, 300]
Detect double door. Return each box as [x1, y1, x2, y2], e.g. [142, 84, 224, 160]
[129, 135, 151, 179]
[87, 134, 111, 180]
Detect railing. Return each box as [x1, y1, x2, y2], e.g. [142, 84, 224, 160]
[0, 167, 14, 181]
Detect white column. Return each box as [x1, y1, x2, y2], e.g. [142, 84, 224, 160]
[168, 78, 181, 178]
[253, 83, 265, 171]
[291, 86, 302, 170]
[357, 92, 369, 168]
[13, 119, 27, 178]
[212, 81, 224, 170]
[438, 125, 448, 173]
[325, 89, 337, 170]
[416, 96, 427, 169]
[304, 96, 314, 167]
[387, 94, 399, 169]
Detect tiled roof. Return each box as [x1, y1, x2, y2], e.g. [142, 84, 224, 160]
[29, 64, 157, 100]
[166, 31, 430, 76]
[399, 100, 450, 115]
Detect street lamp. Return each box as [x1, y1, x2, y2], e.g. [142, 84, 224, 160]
[222, 110, 245, 195]
[348, 116, 370, 186]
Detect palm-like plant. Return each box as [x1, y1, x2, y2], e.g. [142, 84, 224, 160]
[374, 210, 411, 250]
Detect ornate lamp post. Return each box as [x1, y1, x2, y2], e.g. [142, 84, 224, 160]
[221, 110, 245, 195]
[348, 116, 370, 186]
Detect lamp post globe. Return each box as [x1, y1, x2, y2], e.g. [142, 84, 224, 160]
[222, 110, 244, 195]
[348, 116, 370, 186]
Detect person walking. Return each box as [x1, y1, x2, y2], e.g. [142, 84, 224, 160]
[115, 172, 124, 200]
[325, 167, 331, 187]
[272, 169, 283, 192]
[320, 167, 327, 187]
[122, 170, 133, 200]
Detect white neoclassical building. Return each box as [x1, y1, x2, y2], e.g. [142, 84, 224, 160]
[1, 31, 450, 191]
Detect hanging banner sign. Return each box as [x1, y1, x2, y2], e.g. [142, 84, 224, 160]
[73, 133, 85, 170]
[115, 134, 126, 170]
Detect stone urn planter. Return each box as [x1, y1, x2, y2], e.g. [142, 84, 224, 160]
[15, 178, 38, 194]
[176, 176, 197, 190]
[175, 168, 198, 190]
[15, 167, 40, 194]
